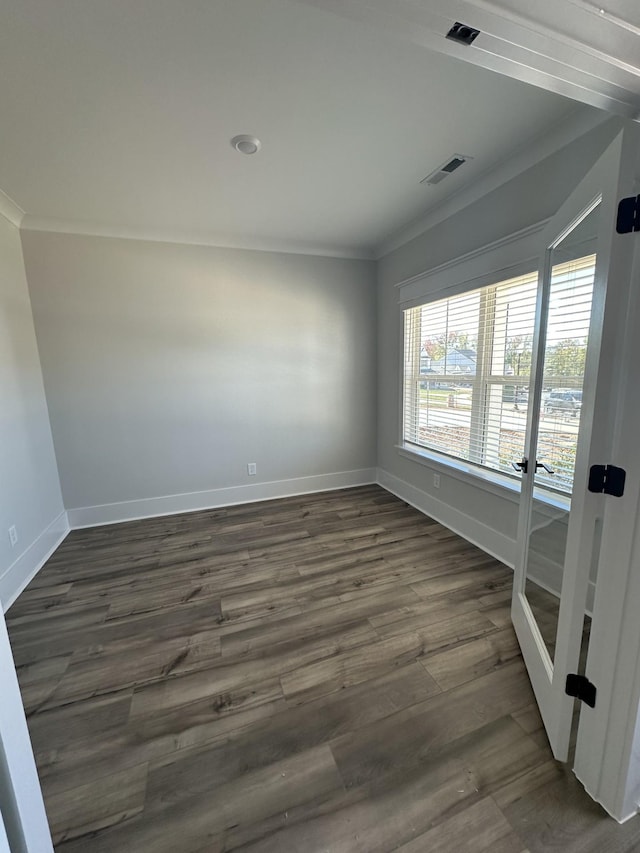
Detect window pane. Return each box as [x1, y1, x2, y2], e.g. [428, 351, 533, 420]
[482, 382, 528, 474]
[490, 275, 538, 380]
[535, 255, 595, 493]
[403, 270, 538, 477]
[482, 271, 538, 474]
[420, 290, 480, 378]
[414, 379, 474, 461]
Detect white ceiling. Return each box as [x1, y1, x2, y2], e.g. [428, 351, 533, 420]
[0, 0, 611, 258]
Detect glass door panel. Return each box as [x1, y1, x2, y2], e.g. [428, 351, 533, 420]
[522, 201, 599, 665]
[509, 123, 639, 768]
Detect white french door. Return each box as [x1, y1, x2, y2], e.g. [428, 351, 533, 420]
[511, 123, 640, 762]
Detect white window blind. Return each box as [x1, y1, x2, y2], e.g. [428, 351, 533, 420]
[403, 256, 596, 494]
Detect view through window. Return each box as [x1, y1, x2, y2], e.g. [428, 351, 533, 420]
[403, 256, 596, 494]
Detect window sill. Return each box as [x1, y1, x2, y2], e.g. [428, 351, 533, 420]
[396, 443, 570, 513]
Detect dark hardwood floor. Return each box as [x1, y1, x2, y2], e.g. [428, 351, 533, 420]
[6, 485, 640, 851]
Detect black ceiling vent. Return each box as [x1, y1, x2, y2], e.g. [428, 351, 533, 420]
[446, 22, 481, 46]
[421, 154, 473, 186]
[441, 156, 466, 173]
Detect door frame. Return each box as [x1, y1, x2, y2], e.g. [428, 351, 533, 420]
[0, 608, 53, 852]
[572, 124, 640, 823]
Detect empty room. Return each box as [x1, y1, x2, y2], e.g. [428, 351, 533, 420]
[2, 1, 640, 851]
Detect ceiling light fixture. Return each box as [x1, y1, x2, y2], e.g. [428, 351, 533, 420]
[231, 134, 262, 155]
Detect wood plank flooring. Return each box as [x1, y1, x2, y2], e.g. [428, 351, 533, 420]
[6, 485, 640, 852]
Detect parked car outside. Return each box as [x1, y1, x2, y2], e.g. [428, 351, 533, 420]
[544, 389, 582, 416]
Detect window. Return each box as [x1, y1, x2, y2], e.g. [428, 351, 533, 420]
[403, 257, 596, 494]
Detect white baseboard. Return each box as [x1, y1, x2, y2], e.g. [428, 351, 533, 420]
[67, 468, 377, 529]
[376, 467, 516, 568]
[0, 511, 70, 612]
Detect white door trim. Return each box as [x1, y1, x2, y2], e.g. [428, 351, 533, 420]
[573, 125, 640, 822]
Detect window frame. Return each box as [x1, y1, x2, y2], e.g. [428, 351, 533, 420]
[395, 219, 550, 502]
[398, 224, 595, 502]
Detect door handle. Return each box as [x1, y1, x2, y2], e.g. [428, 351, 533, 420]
[511, 459, 555, 475]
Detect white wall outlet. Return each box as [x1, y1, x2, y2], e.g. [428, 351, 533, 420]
[8, 525, 18, 547]
[247, 462, 257, 476]
[433, 473, 441, 489]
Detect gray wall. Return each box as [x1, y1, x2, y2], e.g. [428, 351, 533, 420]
[376, 118, 621, 562]
[21, 232, 377, 513]
[0, 215, 64, 607]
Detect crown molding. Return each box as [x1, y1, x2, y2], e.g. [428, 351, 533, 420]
[395, 218, 547, 309]
[19, 216, 375, 261]
[394, 218, 547, 289]
[375, 107, 613, 260]
[0, 189, 25, 228]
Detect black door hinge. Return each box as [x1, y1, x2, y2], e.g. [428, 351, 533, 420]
[566, 674, 597, 708]
[617, 195, 640, 234]
[588, 464, 626, 497]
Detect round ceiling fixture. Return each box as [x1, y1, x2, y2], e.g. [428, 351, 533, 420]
[231, 134, 261, 155]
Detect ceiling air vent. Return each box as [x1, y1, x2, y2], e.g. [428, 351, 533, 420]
[421, 154, 473, 186]
[446, 22, 481, 46]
